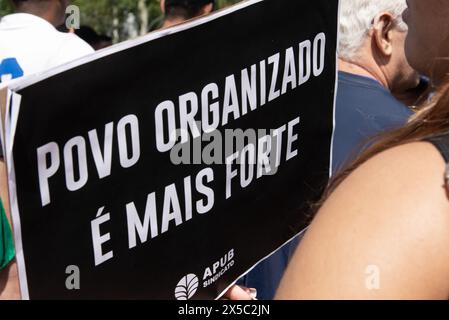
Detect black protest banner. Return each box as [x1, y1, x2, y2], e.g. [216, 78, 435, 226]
[5, 0, 339, 299]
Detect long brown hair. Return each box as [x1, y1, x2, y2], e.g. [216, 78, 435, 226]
[321, 57, 449, 205]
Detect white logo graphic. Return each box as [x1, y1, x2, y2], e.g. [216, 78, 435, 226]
[175, 274, 199, 300]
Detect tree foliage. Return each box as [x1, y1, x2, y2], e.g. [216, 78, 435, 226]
[0, 1, 13, 18]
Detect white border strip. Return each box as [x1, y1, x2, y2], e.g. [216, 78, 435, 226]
[0, 90, 10, 158]
[5, 92, 29, 299]
[329, 0, 341, 178]
[9, 0, 264, 92]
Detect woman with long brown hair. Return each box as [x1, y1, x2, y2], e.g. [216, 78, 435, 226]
[276, 0, 449, 299]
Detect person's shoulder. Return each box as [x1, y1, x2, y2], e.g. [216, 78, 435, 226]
[337, 73, 410, 115]
[380, 92, 411, 117]
[57, 32, 94, 54]
[338, 71, 382, 91]
[333, 141, 449, 232]
[49, 32, 94, 66]
[281, 140, 449, 299]
[358, 141, 444, 177]
[347, 141, 446, 198]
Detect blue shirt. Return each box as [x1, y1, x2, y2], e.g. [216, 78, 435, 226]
[238, 71, 413, 300]
[332, 71, 412, 172]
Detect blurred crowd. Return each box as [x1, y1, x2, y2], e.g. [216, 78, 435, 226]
[2, 0, 449, 300]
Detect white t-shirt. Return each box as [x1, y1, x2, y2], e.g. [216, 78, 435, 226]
[0, 13, 94, 83]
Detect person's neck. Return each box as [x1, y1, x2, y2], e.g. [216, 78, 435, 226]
[338, 58, 390, 89]
[161, 17, 186, 29]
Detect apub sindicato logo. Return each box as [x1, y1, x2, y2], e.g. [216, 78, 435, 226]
[175, 274, 200, 300]
[174, 249, 235, 300]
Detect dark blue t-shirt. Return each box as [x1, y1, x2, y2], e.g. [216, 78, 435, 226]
[238, 71, 412, 300]
[332, 71, 412, 172]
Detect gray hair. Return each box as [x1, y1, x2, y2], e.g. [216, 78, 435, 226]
[338, 0, 408, 62]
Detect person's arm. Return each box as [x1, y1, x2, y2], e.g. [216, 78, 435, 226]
[0, 261, 19, 300]
[0, 160, 20, 300]
[276, 142, 449, 299]
[0, 161, 11, 225]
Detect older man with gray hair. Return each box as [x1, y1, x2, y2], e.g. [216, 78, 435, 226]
[236, 0, 420, 300]
[333, 0, 420, 171]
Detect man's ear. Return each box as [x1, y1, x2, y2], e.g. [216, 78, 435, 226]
[160, 0, 166, 14]
[200, 3, 214, 15]
[372, 12, 395, 57]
